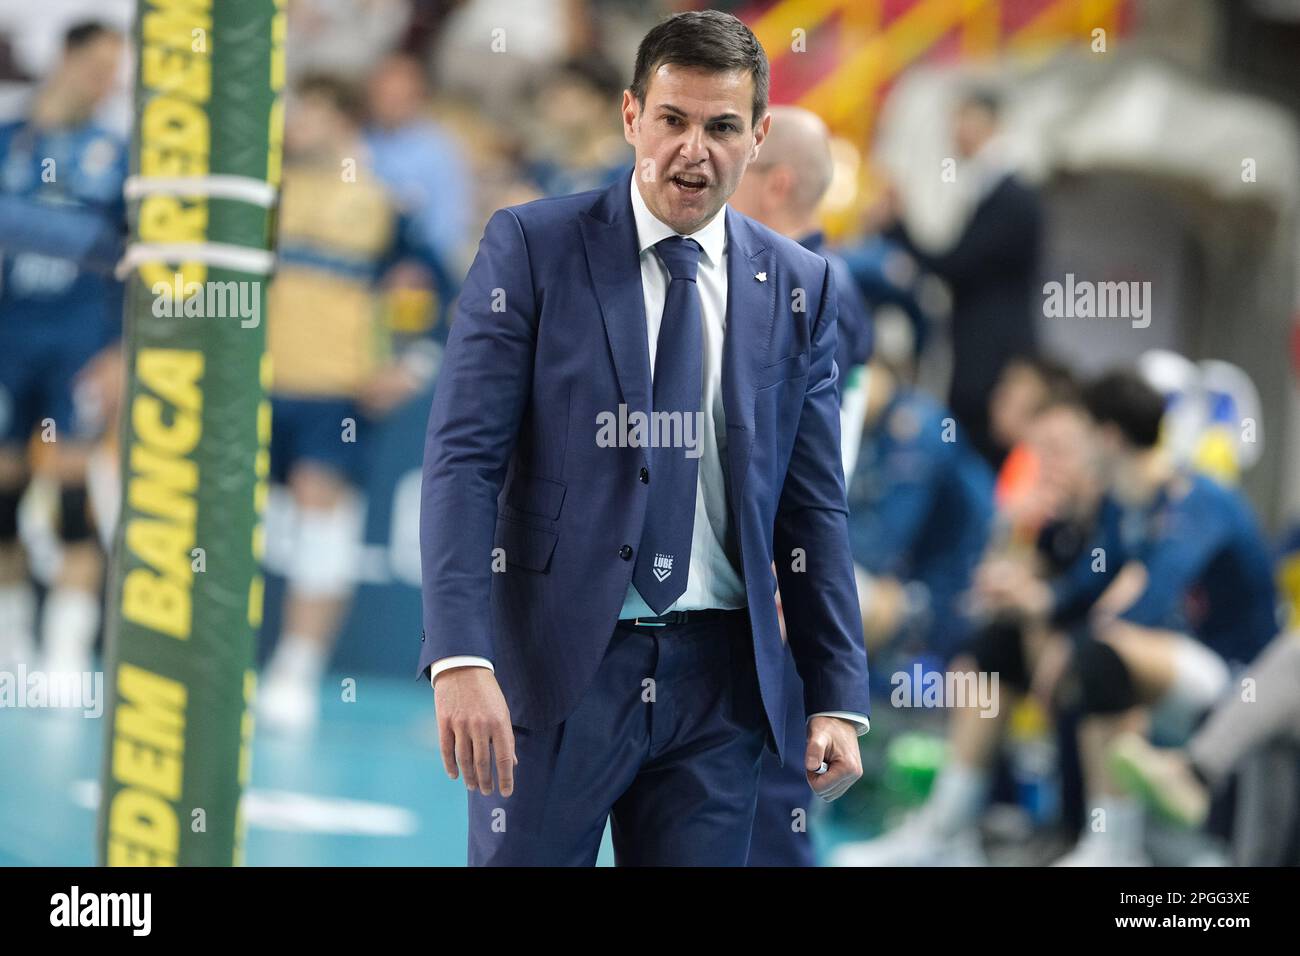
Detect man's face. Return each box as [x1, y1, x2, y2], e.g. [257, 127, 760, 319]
[989, 364, 1047, 449]
[285, 93, 345, 159]
[367, 58, 424, 129]
[953, 102, 994, 159]
[1028, 406, 1096, 504]
[622, 63, 769, 235]
[62, 34, 124, 112]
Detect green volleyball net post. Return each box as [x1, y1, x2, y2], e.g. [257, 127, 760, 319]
[96, 0, 286, 866]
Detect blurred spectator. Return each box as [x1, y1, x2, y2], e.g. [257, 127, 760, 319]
[522, 55, 630, 197]
[875, 87, 1043, 469]
[728, 105, 873, 412]
[364, 50, 472, 267]
[287, 0, 410, 81]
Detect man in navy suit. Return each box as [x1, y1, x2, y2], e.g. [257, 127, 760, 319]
[418, 9, 871, 866]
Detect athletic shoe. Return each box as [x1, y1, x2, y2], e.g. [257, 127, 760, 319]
[1108, 732, 1209, 829]
[829, 814, 986, 866]
[1050, 830, 1151, 866]
[256, 670, 320, 735]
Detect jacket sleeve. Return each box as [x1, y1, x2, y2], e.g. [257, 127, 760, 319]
[773, 261, 872, 719]
[416, 208, 538, 680]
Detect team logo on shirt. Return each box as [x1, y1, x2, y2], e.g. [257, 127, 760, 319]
[652, 552, 674, 582]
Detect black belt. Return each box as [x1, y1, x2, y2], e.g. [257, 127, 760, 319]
[618, 608, 744, 628]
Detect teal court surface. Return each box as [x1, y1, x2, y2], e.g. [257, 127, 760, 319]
[0, 672, 612, 867]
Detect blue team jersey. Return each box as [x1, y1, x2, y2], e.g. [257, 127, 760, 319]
[1051, 473, 1277, 664]
[846, 388, 995, 656]
[0, 116, 126, 331]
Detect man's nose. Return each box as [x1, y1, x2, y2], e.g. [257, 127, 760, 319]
[678, 126, 708, 165]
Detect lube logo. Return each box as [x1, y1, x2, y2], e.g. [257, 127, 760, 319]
[652, 552, 674, 582]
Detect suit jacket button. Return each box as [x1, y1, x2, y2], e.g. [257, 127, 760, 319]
[639, 467, 649, 483]
[619, 545, 633, 560]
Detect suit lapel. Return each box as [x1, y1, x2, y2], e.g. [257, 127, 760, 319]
[580, 176, 651, 419]
[722, 207, 775, 515]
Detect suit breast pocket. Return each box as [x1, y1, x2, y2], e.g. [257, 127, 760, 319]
[754, 351, 809, 390]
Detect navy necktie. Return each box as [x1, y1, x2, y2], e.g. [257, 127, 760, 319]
[633, 236, 703, 613]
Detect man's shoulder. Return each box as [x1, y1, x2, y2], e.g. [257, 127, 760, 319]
[498, 184, 612, 230]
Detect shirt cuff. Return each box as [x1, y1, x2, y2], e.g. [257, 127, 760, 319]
[809, 711, 871, 736]
[429, 655, 494, 687]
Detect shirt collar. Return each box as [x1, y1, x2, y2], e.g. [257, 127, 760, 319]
[629, 172, 727, 268]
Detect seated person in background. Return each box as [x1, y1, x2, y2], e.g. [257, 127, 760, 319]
[846, 354, 995, 663]
[986, 370, 1277, 866]
[988, 356, 1076, 536]
[834, 392, 1105, 866]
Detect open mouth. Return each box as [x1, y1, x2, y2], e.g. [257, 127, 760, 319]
[670, 173, 708, 194]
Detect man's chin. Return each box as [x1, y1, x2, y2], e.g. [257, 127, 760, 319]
[659, 195, 724, 235]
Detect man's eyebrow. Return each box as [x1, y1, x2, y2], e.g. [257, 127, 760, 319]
[657, 103, 744, 123]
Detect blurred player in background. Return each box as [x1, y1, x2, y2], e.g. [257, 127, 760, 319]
[845, 371, 1277, 865]
[1037, 371, 1278, 864]
[835, 388, 1102, 865]
[0, 21, 126, 676]
[727, 104, 874, 866]
[257, 73, 445, 733]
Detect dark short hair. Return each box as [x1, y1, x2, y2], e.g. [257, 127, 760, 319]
[65, 21, 120, 52]
[296, 73, 365, 125]
[1081, 369, 1166, 449]
[1006, 355, 1078, 406]
[629, 10, 769, 127]
[958, 85, 1002, 120]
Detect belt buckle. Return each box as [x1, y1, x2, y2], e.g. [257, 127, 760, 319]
[633, 616, 668, 627]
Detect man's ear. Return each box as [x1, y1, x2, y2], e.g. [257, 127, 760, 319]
[749, 111, 772, 162]
[621, 89, 639, 145]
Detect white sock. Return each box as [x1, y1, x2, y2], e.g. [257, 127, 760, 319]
[267, 632, 328, 685]
[1094, 794, 1145, 853]
[0, 582, 36, 668]
[40, 588, 100, 673]
[1152, 637, 1230, 740]
[924, 761, 991, 835]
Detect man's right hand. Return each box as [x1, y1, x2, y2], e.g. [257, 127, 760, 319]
[433, 667, 517, 797]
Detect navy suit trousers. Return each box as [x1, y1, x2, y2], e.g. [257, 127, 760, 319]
[466, 610, 768, 866]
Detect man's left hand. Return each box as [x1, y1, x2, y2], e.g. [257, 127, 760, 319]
[805, 715, 862, 802]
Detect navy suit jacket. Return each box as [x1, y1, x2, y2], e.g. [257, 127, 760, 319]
[417, 173, 871, 758]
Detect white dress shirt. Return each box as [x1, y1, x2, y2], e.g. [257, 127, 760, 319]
[431, 174, 869, 737]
